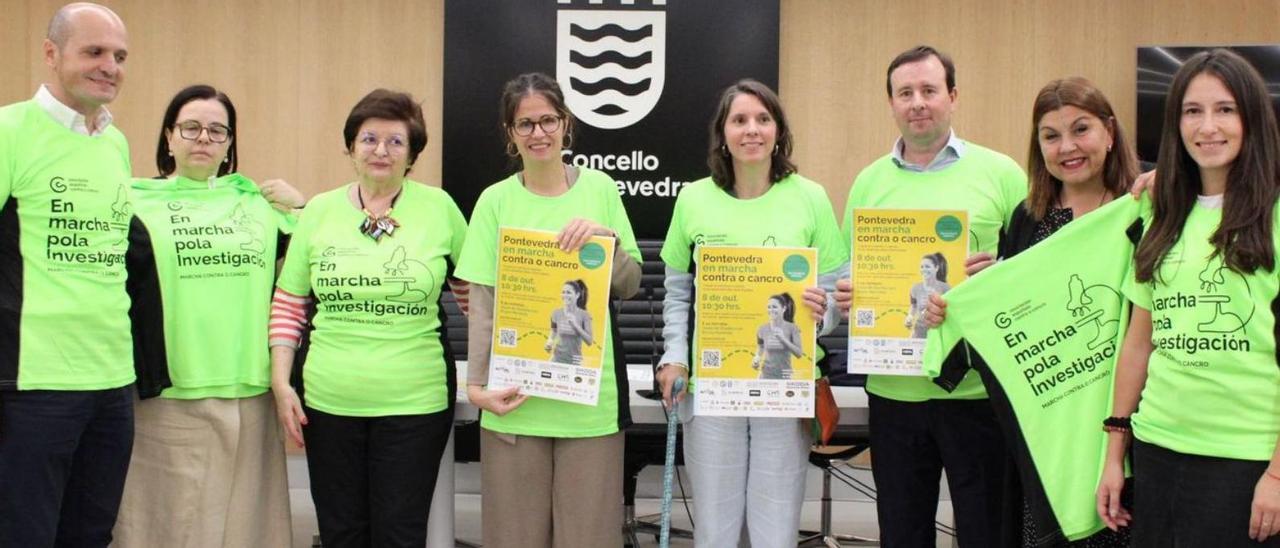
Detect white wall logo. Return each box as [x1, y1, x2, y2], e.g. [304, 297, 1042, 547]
[556, 2, 666, 129]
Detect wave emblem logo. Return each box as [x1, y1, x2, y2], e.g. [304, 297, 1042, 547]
[556, 5, 666, 130]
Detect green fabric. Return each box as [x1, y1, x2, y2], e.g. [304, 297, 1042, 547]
[277, 181, 466, 417]
[844, 142, 1026, 401]
[923, 198, 1139, 540]
[456, 168, 641, 437]
[661, 175, 848, 274]
[1125, 200, 1280, 460]
[661, 174, 849, 382]
[0, 100, 135, 390]
[130, 173, 296, 400]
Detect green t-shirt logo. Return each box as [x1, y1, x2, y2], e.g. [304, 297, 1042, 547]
[383, 245, 433, 304]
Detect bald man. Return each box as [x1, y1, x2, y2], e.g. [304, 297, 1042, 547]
[0, 4, 167, 546]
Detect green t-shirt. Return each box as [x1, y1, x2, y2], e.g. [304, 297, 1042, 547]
[131, 174, 295, 399]
[455, 168, 642, 438]
[1125, 200, 1280, 461]
[0, 99, 135, 390]
[277, 181, 466, 417]
[844, 142, 1026, 401]
[924, 198, 1141, 541]
[660, 174, 849, 379]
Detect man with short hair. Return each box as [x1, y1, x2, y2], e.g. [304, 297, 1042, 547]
[838, 45, 1027, 547]
[0, 4, 157, 546]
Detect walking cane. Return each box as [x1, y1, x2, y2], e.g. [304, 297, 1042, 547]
[659, 377, 686, 548]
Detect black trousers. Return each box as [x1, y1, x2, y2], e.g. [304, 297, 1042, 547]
[869, 393, 1006, 548]
[0, 385, 135, 548]
[304, 406, 454, 548]
[1133, 438, 1280, 548]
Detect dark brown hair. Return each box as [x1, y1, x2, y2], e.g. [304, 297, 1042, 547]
[1135, 49, 1280, 282]
[343, 89, 427, 176]
[1026, 77, 1138, 220]
[499, 73, 576, 169]
[706, 79, 796, 191]
[155, 84, 237, 178]
[886, 45, 955, 97]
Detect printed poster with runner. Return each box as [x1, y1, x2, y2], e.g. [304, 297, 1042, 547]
[489, 227, 614, 405]
[694, 246, 817, 417]
[849, 209, 968, 375]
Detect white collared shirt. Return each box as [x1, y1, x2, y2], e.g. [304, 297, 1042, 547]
[891, 129, 967, 173]
[33, 85, 114, 137]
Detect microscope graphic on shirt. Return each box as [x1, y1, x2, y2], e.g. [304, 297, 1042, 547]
[1065, 274, 1123, 351]
[108, 184, 132, 247]
[1195, 259, 1252, 334]
[383, 246, 432, 304]
[230, 204, 265, 255]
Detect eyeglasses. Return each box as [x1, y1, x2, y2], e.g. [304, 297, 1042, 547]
[175, 121, 232, 143]
[510, 115, 562, 137]
[356, 132, 408, 154]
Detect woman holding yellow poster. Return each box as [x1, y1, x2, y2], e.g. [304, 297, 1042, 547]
[753, 292, 803, 379]
[455, 73, 642, 548]
[546, 279, 594, 364]
[656, 79, 848, 548]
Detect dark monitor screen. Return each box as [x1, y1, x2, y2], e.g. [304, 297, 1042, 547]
[1136, 45, 1280, 164]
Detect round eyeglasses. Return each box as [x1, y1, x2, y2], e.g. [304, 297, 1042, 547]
[175, 121, 232, 143]
[511, 115, 562, 137]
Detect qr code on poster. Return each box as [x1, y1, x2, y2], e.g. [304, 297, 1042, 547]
[701, 349, 722, 368]
[855, 308, 875, 328]
[499, 328, 517, 347]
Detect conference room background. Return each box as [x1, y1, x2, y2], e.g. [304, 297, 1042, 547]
[2, 0, 1278, 222]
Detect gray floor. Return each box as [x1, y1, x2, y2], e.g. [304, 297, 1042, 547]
[287, 456, 958, 547]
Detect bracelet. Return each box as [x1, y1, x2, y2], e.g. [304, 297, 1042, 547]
[1102, 416, 1132, 433]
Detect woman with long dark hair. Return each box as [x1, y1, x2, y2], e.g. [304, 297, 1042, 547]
[1097, 49, 1280, 546]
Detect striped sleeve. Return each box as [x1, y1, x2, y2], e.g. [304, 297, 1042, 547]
[448, 278, 470, 316]
[269, 288, 312, 348]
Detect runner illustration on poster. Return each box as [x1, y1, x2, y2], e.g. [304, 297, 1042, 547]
[752, 293, 803, 379]
[490, 227, 614, 405]
[905, 252, 951, 338]
[849, 209, 968, 375]
[694, 246, 816, 418]
[546, 279, 594, 365]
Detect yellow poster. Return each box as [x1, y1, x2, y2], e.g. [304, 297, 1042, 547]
[490, 227, 614, 405]
[694, 246, 817, 417]
[849, 208, 968, 375]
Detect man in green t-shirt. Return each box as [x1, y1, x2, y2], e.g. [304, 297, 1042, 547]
[835, 45, 1027, 547]
[0, 4, 147, 546]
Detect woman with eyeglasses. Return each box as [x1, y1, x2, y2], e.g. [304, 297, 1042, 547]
[112, 84, 303, 548]
[455, 72, 642, 548]
[268, 89, 469, 547]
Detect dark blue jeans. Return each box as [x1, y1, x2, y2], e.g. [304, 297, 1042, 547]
[1133, 438, 1280, 547]
[0, 386, 135, 548]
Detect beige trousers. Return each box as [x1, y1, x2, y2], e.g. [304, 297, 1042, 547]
[112, 393, 292, 548]
[480, 429, 624, 548]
